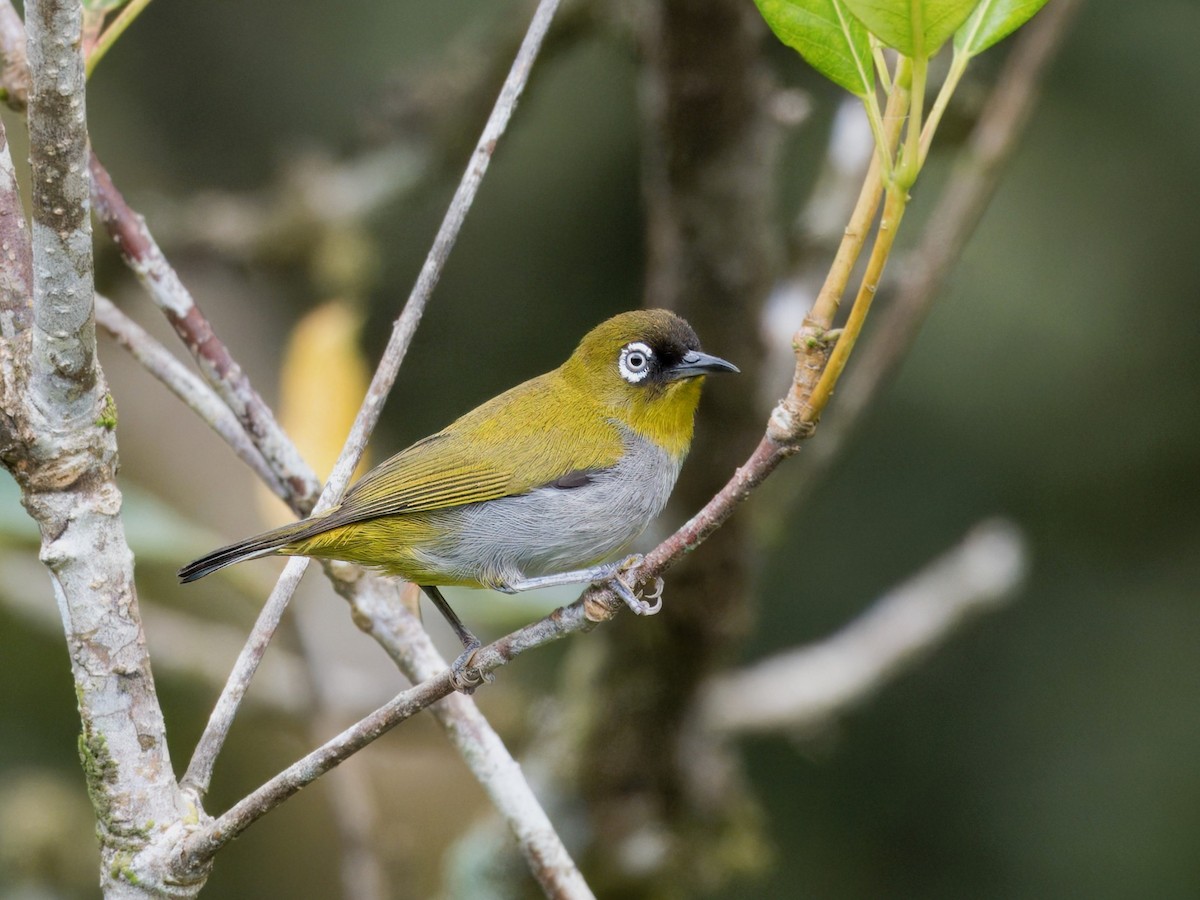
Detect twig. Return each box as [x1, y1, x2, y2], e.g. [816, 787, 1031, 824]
[88, 156, 323, 511]
[93, 294, 289, 498]
[179, 0, 563, 826]
[702, 520, 1027, 734]
[335, 577, 597, 900]
[180, 588, 596, 870]
[85, 0, 154, 79]
[173, 0, 1077, 852]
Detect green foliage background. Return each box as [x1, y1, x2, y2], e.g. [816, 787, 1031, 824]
[1, 0, 1198, 897]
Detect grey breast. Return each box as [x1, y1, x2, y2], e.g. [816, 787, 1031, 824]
[415, 427, 682, 588]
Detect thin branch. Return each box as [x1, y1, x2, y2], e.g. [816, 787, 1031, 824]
[88, 156, 323, 511]
[171, 1, 1074, 838]
[179, 588, 596, 870]
[702, 520, 1027, 734]
[14, 2, 187, 895]
[180, 0, 565, 831]
[93, 294, 289, 498]
[334, 577, 596, 900]
[0, 116, 30, 334]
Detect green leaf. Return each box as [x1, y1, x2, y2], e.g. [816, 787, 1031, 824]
[754, 0, 875, 97]
[954, 0, 1050, 57]
[842, 0, 983, 57]
[82, 0, 128, 11]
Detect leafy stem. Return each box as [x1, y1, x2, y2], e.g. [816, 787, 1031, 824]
[921, 47, 969, 164]
[804, 184, 908, 424]
[85, 0, 154, 79]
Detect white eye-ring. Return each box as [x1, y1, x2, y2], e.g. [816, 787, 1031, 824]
[618, 341, 653, 383]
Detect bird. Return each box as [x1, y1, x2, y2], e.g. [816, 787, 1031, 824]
[180, 309, 737, 679]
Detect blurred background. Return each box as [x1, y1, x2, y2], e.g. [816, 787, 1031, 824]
[2, 0, 1199, 897]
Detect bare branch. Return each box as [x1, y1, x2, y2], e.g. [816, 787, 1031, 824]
[337, 578, 596, 900]
[179, 581, 596, 871]
[93, 295, 288, 498]
[178, 11, 586, 899]
[11, 2, 188, 895]
[0, 116, 30, 335]
[702, 520, 1028, 735]
[88, 156, 323, 510]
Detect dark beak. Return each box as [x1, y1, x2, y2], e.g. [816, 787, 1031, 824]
[666, 349, 740, 380]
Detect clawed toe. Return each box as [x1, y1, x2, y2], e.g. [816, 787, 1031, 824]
[607, 559, 665, 616]
[449, 642, 493, 694]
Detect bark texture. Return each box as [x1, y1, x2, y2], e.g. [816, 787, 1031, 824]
[2, 2, 191, 896]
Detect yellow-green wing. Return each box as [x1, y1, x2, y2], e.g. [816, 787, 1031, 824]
[322, 371, 625, 527]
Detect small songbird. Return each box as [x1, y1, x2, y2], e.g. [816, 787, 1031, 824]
[180, 309, 737, 671]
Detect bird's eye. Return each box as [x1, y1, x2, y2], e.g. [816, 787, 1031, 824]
[618, 342, 653, 384]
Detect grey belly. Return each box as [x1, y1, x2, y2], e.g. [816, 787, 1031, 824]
[413, 433, 682, 588]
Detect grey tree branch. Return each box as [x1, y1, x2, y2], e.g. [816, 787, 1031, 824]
[2, 0, 588, 893]
[0, 116, 29, 336]
[180, 0, 565, 800]
[178, 585, 601, 872]
[702, 520, 1027, 735]
[2, 2, 190, 897]
[93, 294, 288, 497]
[88, 157, 324, 511]
[335, 578, 597, 899]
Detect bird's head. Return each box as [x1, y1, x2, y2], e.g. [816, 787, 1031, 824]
[561, 309, 738, 458]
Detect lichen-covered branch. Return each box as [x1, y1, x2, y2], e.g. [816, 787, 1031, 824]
[2, 2, 190, 897]
[0, 116, 30, 336]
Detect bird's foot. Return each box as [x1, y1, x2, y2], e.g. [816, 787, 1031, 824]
[449, 640, 494, 695]
[607, 554, 665, 616]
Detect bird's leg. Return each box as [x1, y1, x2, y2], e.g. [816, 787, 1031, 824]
[499, 555, 665, 616]
[420, 585, 493, 693]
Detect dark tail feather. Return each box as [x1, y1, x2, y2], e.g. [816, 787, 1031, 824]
[179, 520, 313, 583]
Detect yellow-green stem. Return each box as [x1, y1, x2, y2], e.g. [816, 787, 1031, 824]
[808, 57, 911, 330]
[86, 0, 155, 79]
[871, 35, 893, 95]
[803, 186, 909, 423]
[920, 49, 969, 165]
[897, 51, 927, 190]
